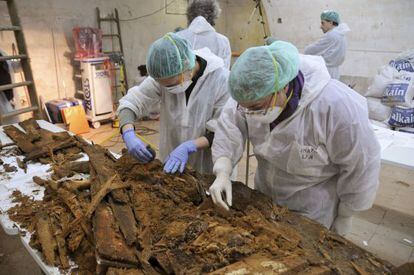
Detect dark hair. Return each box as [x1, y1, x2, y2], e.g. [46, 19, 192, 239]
[187, 0, 221, 26]
[333, 21, 338, 26]
[137, 65, 148, 76]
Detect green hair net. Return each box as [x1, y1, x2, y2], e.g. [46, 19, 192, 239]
[229, 41, 300, 103]
[320, 10, 340, 24]
[146, 32, 196, 79]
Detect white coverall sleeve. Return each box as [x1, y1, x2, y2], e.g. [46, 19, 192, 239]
[222, 37, 232, 69]
[206, 69, 230, 133]
[304, 34, 333, 56]
[326, 100, 381, 212]
[211, 98, 248, 167]
[117, 77, 161, 119]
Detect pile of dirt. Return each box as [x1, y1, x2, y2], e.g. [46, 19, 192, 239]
[2, 119, 396, 274]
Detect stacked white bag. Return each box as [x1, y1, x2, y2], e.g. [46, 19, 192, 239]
[365, 50, 414, 131]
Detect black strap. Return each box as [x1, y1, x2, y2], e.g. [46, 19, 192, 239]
[185, 55, 207, 104]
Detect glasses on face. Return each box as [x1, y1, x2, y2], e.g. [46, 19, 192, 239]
[161, 71, 192, 88]
[237, 93, 277, 116]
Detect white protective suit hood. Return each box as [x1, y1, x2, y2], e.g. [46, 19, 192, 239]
[118, 47, 229, 175]
[177, 16, 232, 69]
[188, 16, 216, 34]
[334, 23, 351, 35]
[212, 54, 380, 228]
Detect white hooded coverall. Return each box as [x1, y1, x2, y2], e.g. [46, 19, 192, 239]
[304, 23, 350, 80]
[177, 16, 231, 69]
[118, 48, 230, 175]
[212, 54, 381, 228]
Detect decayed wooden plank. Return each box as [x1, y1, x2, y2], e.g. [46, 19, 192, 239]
[109, 197, 138, 246]
[65, 175, 129, 234]
[25, 137, 77, 161]
[56, 187, 92, 249]
[3, 125, 36, 153]
[36, 177, 93, 251]
[82, 144, 129, 203]
[53, 160, 90, 179]
[36, 212, 56, 266]
[94, 203, 139, 265]
[18, 118, 41, 142]
[63, 179, 91, 192]
[50, 216, 70, 269]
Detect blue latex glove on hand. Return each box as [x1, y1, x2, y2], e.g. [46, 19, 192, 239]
[122, 129, 153, 163]
[164, 140, 197, 174]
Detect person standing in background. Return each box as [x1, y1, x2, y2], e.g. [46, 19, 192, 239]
[177, 0, 232, 69]
[305, 10, 350, 80]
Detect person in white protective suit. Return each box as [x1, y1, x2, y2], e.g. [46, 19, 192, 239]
[177, 0, 231, 69]
[304, 10, 350, 80]
[117, 32, 229, 175]
[209, 41, 381, 236]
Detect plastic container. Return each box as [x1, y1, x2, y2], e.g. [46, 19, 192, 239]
[72, 27, 103, 59]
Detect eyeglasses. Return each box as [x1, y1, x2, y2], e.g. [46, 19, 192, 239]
[160, 70, 192, 88]
[237, 92, 277, 116]
[236, 86, 294, 117]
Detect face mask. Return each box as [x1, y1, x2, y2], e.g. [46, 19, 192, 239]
[247, 106, 283, 124]
[245, 87, 293, 124]
[164, 80, 192, 94]
[164, 70, 193, 95]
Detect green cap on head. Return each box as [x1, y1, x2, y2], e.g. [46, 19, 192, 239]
[321, 10, 340, 24]
[146, 32, 196, 79]
[229, 41, 299, 103]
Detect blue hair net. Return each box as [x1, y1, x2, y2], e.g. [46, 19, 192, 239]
[146, 32, 196, 79]
[321, 10, 340, 24]
[229, 41, 300, 103]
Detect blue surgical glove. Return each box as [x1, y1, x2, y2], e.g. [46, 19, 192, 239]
[122, 129, 153, 163]
[163, 140, 197, 174]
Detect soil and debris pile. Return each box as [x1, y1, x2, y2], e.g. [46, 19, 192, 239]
[2, 119, 398, 274]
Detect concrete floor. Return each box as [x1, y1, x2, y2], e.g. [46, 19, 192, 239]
[1, 119, 413, 273]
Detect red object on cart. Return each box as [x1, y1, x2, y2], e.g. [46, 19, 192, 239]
[72, 27, 103, 58]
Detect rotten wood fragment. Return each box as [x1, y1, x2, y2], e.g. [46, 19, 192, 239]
[85, 175, 127, 219]
[3, 163, 17, 172]
[63, 179, 91, 192]
[106, 267, 144, 275]
[50, 216, 70, 269]
[94, 203, 139, 265]
[109, 196, 138, 246]
[25, 136, 77, 162]
[32, 175, 50, 187]
[36, 212, 56, 266]
[351, 261, 370, 275]
[55, 187, 92, 247]
[52, 160, 90, 179]
[16, 158, 27, 173]
[18, 118, 41, 142]
[65, 175, 129, 234]
[4, 119, 395, 274]
[3, 125, 35, 153]
[0, 141, 15, 150]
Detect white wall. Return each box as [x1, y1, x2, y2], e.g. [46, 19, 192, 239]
[0, 0, 189, 103]
[262, 0, 414, 78]
[0, 0, 267, 107]
[220, 0, 270, 53]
